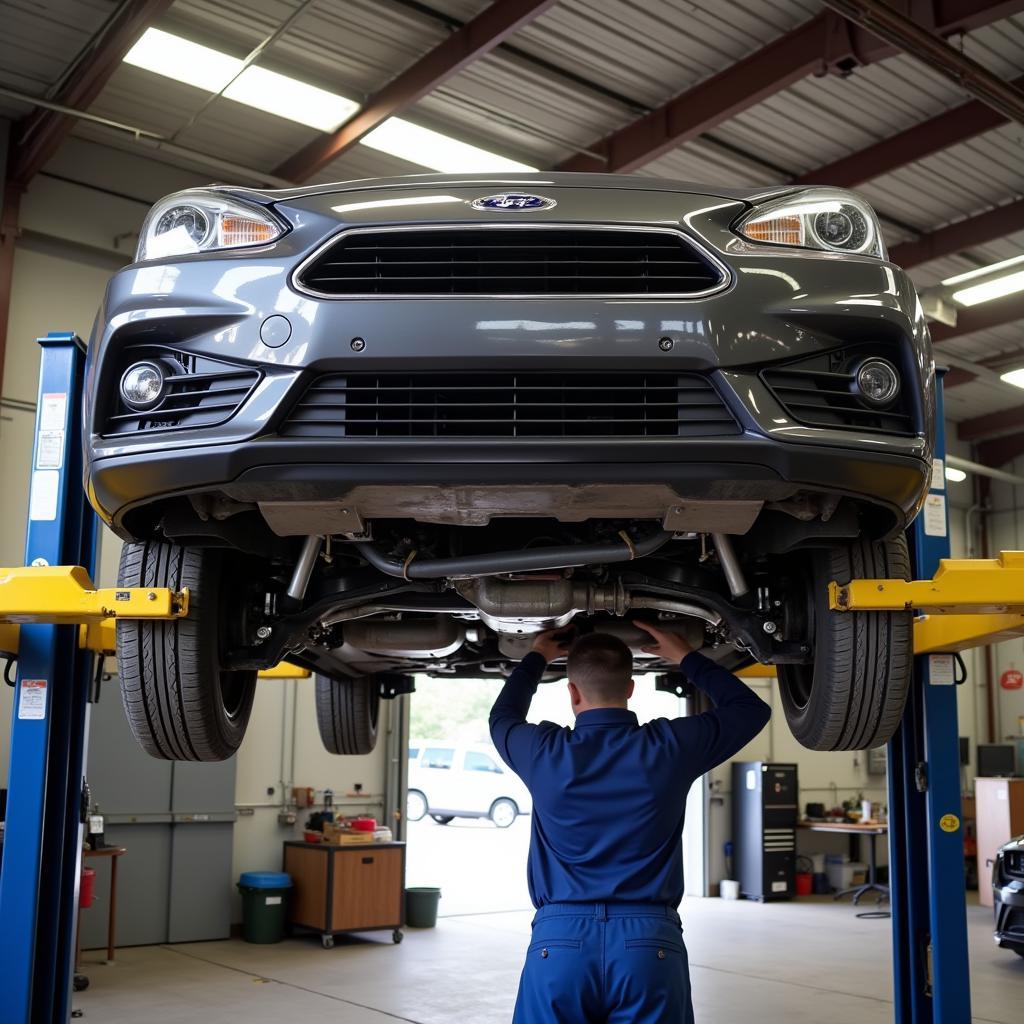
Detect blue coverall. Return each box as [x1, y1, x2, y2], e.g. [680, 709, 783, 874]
[489, 648, 772, 1023]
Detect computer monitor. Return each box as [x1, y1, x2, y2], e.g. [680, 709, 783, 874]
[977, 744, 1016, 778]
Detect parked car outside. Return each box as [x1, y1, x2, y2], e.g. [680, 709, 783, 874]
[84, 171, 934, 763]
[993, 834, 1024, 958]
[407, 740, 532, 828]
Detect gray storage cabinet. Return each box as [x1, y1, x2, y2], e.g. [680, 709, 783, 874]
[80, 679, 235, 949]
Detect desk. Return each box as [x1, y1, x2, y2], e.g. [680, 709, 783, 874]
[76, 846, 126, 966]
[800, 822, 889, 917]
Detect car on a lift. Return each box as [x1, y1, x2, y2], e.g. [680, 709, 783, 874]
[83, 172, 933, 763]
[407, 741, 532, 828]
[993, 833, 1024, 958]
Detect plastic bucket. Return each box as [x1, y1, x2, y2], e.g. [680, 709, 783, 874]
[405, 887, 441, 927]
[795, 872, 813, 896]
[79, 867, 96, 909]
[237, 871, 292, 944]
[720, 879, 740, 900]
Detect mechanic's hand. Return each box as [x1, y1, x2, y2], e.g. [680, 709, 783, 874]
[531, 628, 574, 663]
[634, 621, 694, 664]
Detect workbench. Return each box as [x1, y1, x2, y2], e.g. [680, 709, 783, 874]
[800, 822, 889, 915]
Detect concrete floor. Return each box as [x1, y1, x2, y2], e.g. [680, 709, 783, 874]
[76, 896, 1022, 1023]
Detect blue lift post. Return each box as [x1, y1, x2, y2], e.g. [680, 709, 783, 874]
[888, 371, 972, 1023]
[0, 335, 98, 1023]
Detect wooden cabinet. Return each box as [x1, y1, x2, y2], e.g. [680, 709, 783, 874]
[283, 842, 405, 947]
[975, 779, 1024, 908]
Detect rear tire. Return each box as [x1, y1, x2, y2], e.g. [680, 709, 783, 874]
[315, 675, 380, 755]
[116, 542, 257, 761]
[778, 535, 912, 751]
[406, 790, 428, 822]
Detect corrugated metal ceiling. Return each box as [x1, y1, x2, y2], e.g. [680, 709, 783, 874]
[5, 0, 1023, 424]
[0, 0, 117, 120]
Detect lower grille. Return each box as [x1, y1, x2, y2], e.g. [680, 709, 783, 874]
[762, 347, 915, 435]
[280, 371, 739, 439]
[102, 347, 260, 436]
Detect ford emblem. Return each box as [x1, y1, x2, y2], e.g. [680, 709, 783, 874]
[471, 193, 557, 211]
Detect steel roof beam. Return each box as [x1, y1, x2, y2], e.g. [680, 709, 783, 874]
[7, 0, 174, 187]
[820, 0, 1024, 125]
[795, 75, 1024, 188]
[928, 293, 1024, 344]
[958, 404, 1024, 442]
[275, 0, 557, 182]
[977, 432, 1024, 467]
[555, 0, 1019, 174]
[890, 198, 1024, 268]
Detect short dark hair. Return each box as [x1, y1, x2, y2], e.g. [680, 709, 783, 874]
[567, 632, 633, 703]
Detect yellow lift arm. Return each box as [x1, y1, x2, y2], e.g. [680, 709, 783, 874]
[0, 565, 308, 678]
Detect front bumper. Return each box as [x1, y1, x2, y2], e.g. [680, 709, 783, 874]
[84, 195, 934, 538]
[994, 877, 1024, 950]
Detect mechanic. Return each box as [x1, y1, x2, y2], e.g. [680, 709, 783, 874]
[489, 621, 772, 1023]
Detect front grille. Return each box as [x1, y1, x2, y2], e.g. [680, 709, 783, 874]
[296, 227, 726, 297]
[762, 347, 916, 435]
[280, 371, 739, 439]
[102, 347, 260, 436]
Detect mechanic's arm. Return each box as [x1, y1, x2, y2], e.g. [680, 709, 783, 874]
[489, 630, 569, 778]
[635, 621, 771, 770]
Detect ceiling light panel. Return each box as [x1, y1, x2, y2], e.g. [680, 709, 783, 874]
[124, 28, 357, 132]
[361, 118, 537, 173]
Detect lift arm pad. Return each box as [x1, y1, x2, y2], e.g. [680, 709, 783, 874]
[0, 565, 188, 625]
[830, 550, 1024, 614]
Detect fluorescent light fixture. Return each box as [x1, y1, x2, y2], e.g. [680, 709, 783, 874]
[361, 117, 537, 173]
[944, 466, 967, 483]
[1000, 367, 1024, 389]
[124, 28, 357, 131]
[942, 253, 1024, 287]
[224, 66, 357, 132]
[124, 28, 241, 92]
[952, 270, 1024, 307]
[331, 195, 464, 215]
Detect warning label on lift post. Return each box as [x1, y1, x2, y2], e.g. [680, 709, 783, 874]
[17, 679, 47, 720]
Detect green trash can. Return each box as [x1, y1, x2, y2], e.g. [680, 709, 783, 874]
[237, 871, 292, 943]
[405, 886, 441, 928]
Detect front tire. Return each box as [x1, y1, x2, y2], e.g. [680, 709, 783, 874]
[315, 675, 380, 755]
[116, 542, 257, 761]
[778, 535, 912, 751]
[489, 798, 518, 829]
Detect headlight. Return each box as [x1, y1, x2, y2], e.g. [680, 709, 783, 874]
[136, 190, 285, 261]
[737, 189, 885, 259]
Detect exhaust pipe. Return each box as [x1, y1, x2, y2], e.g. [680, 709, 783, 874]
[356, 529, 672, 580]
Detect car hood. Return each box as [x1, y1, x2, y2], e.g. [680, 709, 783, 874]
[216, 173, 803, 235]
[223, 172, 797, 206]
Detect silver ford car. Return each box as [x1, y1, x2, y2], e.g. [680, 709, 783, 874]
[83, 172, 933, 762]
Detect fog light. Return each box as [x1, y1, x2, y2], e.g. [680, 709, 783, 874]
[120, 361, 165, 409]
[856, 358, 899, 405]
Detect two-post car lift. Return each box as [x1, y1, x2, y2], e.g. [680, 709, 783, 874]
[2, 335, 1022, 1021]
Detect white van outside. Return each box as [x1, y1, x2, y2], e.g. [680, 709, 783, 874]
[407, 741, 532, 828]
